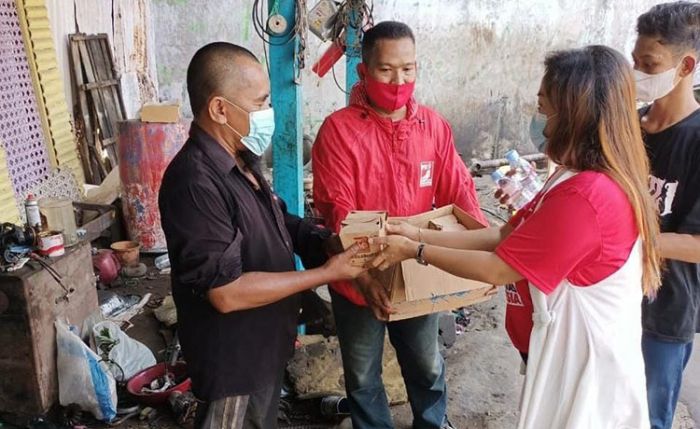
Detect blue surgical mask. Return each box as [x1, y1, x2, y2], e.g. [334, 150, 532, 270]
[221, 98, 275, 156]
[530, 112, 552, 153]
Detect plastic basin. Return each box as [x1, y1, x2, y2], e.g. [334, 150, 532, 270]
[126, 362, 191, 407]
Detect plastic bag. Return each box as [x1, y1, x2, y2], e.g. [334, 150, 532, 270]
[55, 320, 117, 422]
[92, 320, 156, 381]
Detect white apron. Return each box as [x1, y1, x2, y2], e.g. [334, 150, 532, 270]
[517, 170, 650, 429]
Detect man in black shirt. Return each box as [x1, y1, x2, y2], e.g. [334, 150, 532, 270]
[633, 3, 700, 428]
[159, 42, 365, 429]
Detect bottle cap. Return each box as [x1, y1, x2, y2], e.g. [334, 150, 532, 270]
[491, 170, 505, 183]
[505, 150, 520, 164]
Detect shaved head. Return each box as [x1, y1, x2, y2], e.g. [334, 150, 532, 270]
[186, 42, 260, 117]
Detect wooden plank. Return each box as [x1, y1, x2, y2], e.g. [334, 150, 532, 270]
[100, 136, 117, 146]
[96, 37, 125, 126]
[70, 36, 96, 184]
[78, 207, 115, 243]
[93, 37, 122, 168]
[92, 129, 109, 178]
[79, 38, 112, 143]
[88, 37, 118, 141]
[69, 33, 111, 42]
[80, 79, 119, 90]
[101, 37, 127, 120]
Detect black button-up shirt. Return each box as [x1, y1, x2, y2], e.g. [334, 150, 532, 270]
[159, 124, 328, 400]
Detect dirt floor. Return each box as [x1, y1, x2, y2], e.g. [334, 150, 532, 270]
[5, 176, 693, 429]
[99, 176, 697, 429]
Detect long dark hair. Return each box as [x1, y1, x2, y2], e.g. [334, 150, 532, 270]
[542, 45, 661, 296]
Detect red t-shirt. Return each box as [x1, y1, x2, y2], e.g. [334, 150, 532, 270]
[495, 171, 639, 353]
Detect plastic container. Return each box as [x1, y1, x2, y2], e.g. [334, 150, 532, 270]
[154, 254, 170, 270]
[110, 241, 141, 267]
[491, 170, 530, 210]
[126, 362, 191, 407]
[39, 198, 78, 246]
[505, 150, 543, 199]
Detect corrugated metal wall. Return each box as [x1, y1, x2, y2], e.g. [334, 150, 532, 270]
[17, 0, 85, 184]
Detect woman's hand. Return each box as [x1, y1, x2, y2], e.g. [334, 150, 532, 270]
[385, 221, 420, 241]
[369, 235, 419, 271]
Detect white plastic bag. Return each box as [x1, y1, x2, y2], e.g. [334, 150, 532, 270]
[55, 320, 117, 422]
[92, 320, 156, 381]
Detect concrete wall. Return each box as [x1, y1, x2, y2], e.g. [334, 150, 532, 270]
[46, 0, 159, 119]
[151, 0, 668, 158]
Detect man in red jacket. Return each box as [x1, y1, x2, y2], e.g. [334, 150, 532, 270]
[313, 21, 487, 429]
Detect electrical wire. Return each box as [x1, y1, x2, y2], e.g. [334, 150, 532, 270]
[331, 60, 349, 95]
[327, 0, 374, 94]
[252, 0, 309, 81]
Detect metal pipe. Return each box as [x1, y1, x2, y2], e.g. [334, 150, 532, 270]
[469, 153, 547, 173]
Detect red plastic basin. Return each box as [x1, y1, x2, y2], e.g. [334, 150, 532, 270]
[126, 362, 191, 407]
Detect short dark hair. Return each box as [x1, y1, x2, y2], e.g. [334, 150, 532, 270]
[637, 1, 700, 55]
[361, 21, 415, 63]
[186, 42, 258, 117]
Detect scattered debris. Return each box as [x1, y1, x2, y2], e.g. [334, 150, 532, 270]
[92, 320, 157, 381]
[320, 395, 350, 418]
[141, 372, 182, 394]
[97, 292, 152, 324]
[122, 262, 147, 278]
[153, 295, 177, 327]
[438, 312, 457, 350]
[154, 254, 170, 270]
[168, 391, 198, 424]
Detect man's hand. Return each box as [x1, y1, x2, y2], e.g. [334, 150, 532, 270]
[354, 271, 396, 321]
[324, 244, 367, 281]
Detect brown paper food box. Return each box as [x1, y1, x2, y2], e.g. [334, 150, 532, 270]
[428, 214, 468, 232]
[339, 205, 494, 321]
[339, 211, 387, 267]
[140, 101, 181, 123]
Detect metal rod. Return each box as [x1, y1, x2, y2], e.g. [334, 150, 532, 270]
[469, 153, 547, 173]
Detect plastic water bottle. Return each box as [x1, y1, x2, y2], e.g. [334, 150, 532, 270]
[505, 150, 542, 200]
[154, 253, 170, 270]
[491, 170, 530, 209]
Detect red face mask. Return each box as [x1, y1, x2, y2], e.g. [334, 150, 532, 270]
[360, 64, 416, 112]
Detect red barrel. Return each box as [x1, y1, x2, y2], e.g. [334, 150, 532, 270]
[117, 120, 189, 252]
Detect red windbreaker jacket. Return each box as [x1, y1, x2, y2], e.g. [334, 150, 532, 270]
[313, 83, 487, 305]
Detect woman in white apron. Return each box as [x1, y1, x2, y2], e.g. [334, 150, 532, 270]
[370, 45, 662, 428]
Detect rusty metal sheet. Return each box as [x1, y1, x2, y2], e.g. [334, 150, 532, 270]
[0, 243, 98, 414]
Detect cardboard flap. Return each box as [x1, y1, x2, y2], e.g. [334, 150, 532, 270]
[388, 205, 485, 230]
[399, 259, 489, 301]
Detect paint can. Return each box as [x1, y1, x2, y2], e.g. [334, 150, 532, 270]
[38, 231, 65, 257]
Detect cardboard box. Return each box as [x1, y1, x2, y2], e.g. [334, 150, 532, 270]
[428, 214, 468, 232]
[385, 205, 494, 321]
[339, 211, 387, 267]
[140, 101, 180, 123]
